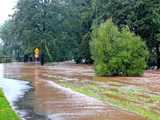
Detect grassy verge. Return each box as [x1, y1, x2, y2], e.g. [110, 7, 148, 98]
[53, 78, 160, 120]
[0, 89, 20, 120]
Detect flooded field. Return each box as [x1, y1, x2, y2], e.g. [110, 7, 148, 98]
[0, 62, 159, 120]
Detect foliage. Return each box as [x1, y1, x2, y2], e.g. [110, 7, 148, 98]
[0, 20, 17, 57]
[91, 0, 160, 68]
[0, 89, 20, 120]
[0, 0, 159, 68]
[0, 0, 94, 63]
[90, 19, 149, 76]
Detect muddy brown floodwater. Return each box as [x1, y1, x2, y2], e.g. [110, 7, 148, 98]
[0, 62, 148, 120]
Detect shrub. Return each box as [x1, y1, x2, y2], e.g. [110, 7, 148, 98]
[90, 19, 149, 76]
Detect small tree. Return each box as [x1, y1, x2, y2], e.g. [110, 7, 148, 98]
[90, 19, 149, 76]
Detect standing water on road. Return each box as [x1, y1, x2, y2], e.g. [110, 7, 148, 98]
[0, 78, 31, 106]
[0, 77, 31, 119]
[0, 63, 146, 120]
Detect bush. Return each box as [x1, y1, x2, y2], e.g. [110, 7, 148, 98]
[90, 19, 149, 76]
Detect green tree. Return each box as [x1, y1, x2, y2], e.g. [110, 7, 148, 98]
[4, 0, 94, 63]
[90, 19, 149, 76]
[0, 20, 20, 58]
[91, 0, 160, 68]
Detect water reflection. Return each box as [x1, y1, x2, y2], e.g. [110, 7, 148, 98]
[0, 78, 30, 106]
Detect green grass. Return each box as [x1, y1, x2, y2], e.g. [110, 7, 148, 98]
[0, 89, 20, 120]
[54, 79, 160, 120]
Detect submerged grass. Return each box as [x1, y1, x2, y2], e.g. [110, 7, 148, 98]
[0, 89, 20, 120]
[55, 79, 160, 120]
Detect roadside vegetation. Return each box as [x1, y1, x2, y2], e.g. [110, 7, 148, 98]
[90, 19, 149, 76]
[0, 89, 20, 120]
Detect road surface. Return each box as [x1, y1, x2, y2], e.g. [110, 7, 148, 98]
[0, 62, 148, 120]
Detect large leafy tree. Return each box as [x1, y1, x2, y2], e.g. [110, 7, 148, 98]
[92, 0, 160, 68]
[0, 20, 20, 57]
[13, 0, 61, 61]
[0, 0, 94, 63]
[67, 0, 94, 63]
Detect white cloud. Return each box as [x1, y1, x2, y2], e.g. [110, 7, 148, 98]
[0, 0, 18, 25]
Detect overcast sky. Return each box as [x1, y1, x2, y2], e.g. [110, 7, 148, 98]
[0, 0, 18, 25]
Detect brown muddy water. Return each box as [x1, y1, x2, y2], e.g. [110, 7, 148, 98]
[0, 62, 151, 120]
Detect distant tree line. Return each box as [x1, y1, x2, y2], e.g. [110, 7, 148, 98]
[0, 0, 159, 68]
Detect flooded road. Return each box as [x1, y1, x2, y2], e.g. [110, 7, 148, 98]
[0, 62, 149, 120]
[0, 78, 30, 106]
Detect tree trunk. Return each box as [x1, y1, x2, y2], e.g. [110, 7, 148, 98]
[156, 44, 160, 69]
